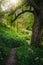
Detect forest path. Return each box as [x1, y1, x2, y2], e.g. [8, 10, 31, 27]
[5, 48, 17, 65]
[5, 40, 30, 65]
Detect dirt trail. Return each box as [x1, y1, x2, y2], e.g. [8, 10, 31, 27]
[5, 40, 30, 65]
[5, 48, 17, 65]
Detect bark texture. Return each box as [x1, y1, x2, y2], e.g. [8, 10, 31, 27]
[31, 0, 43, 46]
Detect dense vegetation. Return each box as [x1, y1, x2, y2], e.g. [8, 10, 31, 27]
[0, 0, 43, 65]
[0, 24, 27, 65]
[0, 24, 43, 65]
[16, 45, 43, 65]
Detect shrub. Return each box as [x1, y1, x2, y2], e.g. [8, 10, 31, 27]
[16, 45, 43, 65]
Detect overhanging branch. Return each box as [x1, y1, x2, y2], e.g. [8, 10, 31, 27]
[9, 1, 27, 16]
[11, 10, 34, 23]
[9, 0, 40, 17]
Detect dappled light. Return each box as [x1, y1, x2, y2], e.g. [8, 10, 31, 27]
[10, 0, 18, 5]
[1, 0, 22, 11]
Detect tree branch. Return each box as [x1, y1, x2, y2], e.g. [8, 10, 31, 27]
[9, 1, 27, 16]
[11, 10, 34, 23]
[28, 0, 40, 11]
[9, 0, 40, 17]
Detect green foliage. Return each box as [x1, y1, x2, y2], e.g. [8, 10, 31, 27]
[0, 24, 27, 65]
[17, 13, 34, 31]
[16, 45, 43, 65]
[0, 0, 43, 65]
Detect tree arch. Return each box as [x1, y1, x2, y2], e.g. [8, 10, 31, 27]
[11, 10, 34, 23]
[8, 0, 43, 47]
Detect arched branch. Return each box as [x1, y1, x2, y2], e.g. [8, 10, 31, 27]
[11, 10, 34, 23]
[9, 0, 40, 17]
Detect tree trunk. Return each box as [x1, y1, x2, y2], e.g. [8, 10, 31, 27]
[31, 13, 41, 46]
[31, 1, 43, 47]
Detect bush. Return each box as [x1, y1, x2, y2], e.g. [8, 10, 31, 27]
[16, 45, 43, 65]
